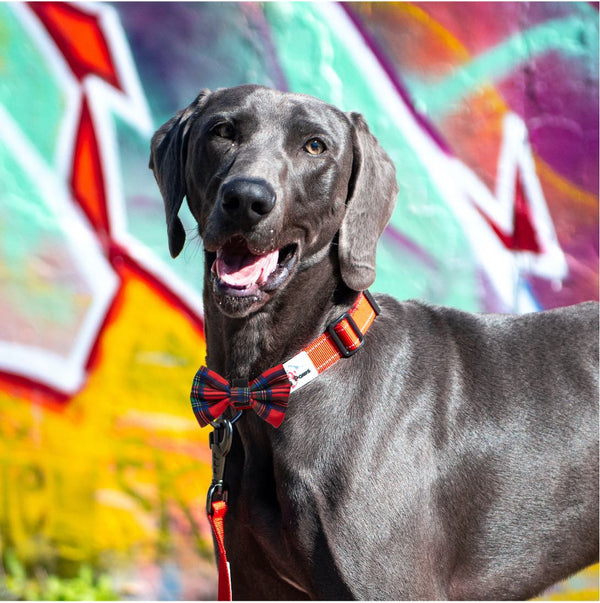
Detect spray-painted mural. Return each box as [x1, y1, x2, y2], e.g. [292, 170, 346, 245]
[0, 2, 597, 599]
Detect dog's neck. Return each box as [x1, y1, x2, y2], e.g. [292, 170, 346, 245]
[202, 248, 357, 382]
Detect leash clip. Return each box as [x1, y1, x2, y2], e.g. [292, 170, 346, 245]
[207, 417, 234, 515]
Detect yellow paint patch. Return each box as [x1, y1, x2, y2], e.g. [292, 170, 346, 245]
[0, 267, 212, 568]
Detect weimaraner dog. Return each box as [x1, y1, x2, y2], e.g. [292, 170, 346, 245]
[150, 84, 598, 600]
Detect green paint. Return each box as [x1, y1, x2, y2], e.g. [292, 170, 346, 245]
[0, 141, 55, 269]
[115, 117, 206, 289]
[407, 13, 600, 120]
[264, 2, 480, 310]
[0, 133, 89, 346]
[0, 4, 66, 166]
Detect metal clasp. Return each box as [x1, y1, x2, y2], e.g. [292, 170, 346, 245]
[206, 416, 236, 515]
[210, 418, 233, 478]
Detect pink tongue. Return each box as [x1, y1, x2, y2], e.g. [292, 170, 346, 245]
[215, 248, 278, 288]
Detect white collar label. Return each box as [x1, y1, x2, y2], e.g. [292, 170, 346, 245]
[283, 351, 319, 393]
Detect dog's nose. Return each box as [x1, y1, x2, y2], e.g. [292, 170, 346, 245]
[220, 178, 276, 226]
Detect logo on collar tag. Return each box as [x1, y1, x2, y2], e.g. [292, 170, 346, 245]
[283, 351, 318, 393]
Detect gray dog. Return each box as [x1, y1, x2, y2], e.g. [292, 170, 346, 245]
[150, 84, 598, 600]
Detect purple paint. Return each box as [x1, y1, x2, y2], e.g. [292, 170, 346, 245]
[498, 51, 599, 194]
[114, 3, 286, 118]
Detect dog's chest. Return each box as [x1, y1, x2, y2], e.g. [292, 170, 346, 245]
[222, 445, 324, 595]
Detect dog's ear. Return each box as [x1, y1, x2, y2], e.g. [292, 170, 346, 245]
[338, 112, 398, 291]
[149, 90, 210, 258]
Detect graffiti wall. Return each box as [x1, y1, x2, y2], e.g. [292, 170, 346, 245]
[0, 2, 597, 599]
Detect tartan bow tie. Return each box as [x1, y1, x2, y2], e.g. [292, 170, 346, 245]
[190, 365, 291, 428]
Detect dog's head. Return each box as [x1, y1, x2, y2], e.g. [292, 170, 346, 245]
[149, 85, 398, 317]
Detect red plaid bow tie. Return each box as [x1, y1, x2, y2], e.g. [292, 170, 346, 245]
[191, 364, 291, 428]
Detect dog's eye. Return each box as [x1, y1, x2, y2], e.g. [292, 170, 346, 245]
[304, 138, 326, 155]
[212, 123, 235, 139]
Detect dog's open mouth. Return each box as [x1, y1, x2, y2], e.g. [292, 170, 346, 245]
[210, 236, 298, 296]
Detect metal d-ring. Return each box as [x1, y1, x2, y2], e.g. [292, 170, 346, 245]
[206, 481, 227, 515]
[210, 409, 243, 429]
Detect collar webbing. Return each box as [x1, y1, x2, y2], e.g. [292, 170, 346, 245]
[283, 290, 380, 392]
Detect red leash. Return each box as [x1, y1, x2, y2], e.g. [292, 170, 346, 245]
[206, 414, 238, 601]
[204, 292, 380, 600]
[208, 500, 232, 601]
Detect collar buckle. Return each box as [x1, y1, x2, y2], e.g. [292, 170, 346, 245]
[363, 289, 381, 316]
[327, 312, 364, 358]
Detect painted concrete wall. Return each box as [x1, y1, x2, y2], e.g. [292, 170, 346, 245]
[0, 2, 597, 599]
